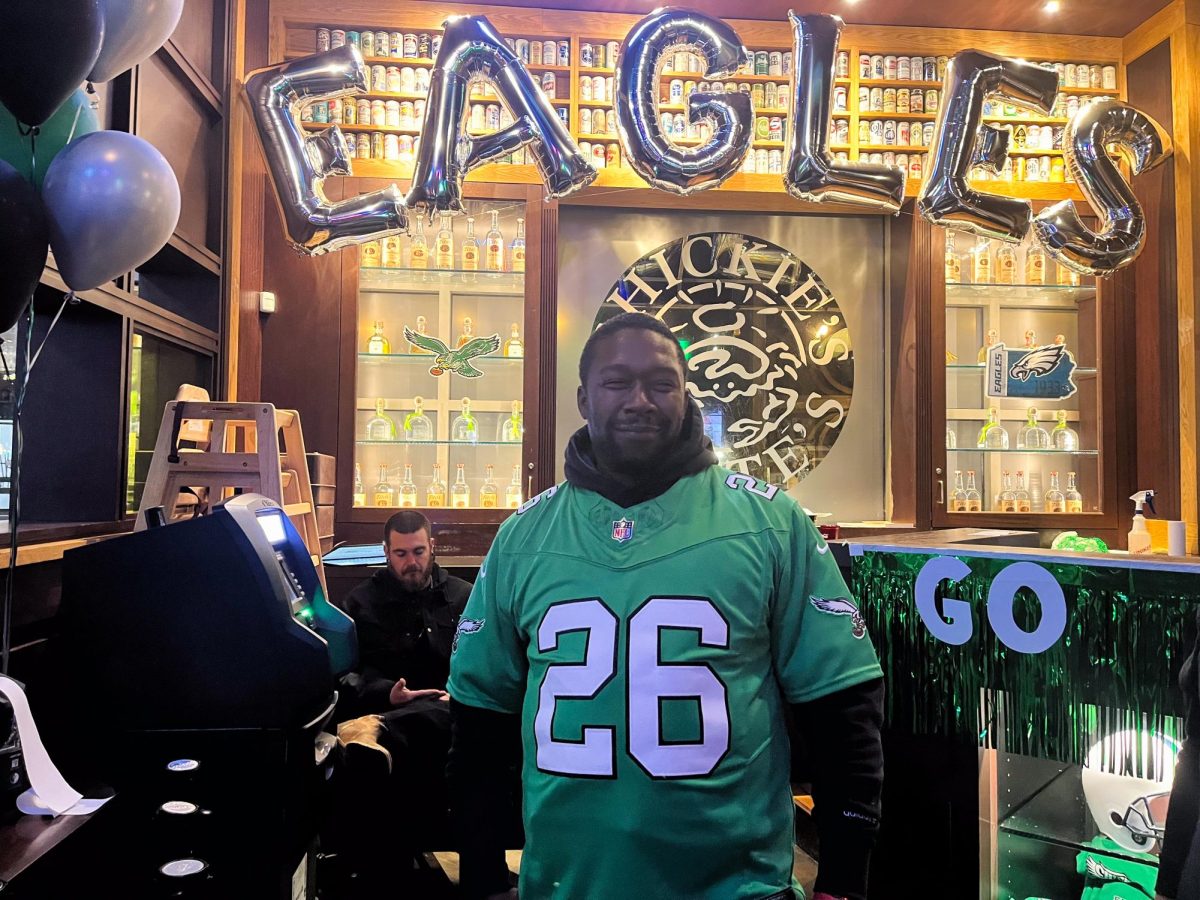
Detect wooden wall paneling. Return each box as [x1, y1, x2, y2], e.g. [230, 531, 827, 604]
[172, 0, 219, 83]
[529, 186, 556, 497]
[885, 206, 919, 525]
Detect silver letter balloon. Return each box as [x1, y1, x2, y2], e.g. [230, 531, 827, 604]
[406, 14, 595, 218]
[1033, 99, 1171, 276]
[244, 44, 407, 255]
[784, 14, 904, 212]
[917, 50, 1059, 241]
[614, 7, 752, 195]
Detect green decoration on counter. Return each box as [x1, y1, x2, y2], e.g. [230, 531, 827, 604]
[1052, 531, 1111, 554]
[851, 550, 1191, 767]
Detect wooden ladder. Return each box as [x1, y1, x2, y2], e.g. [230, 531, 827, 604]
[135, 401, 326, 590]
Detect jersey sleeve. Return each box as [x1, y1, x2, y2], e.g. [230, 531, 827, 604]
[447, 538, 528, 714]
[769, 506, 883, 704]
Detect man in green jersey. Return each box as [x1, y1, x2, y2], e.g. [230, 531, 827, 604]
[447, 312, 885, 900]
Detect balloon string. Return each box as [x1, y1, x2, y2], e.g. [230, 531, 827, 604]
[15, 124, 38, 189]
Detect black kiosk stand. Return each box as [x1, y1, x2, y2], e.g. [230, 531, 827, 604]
[23, 494, 356, 898]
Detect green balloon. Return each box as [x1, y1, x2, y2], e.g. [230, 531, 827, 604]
[0, 90, 99, 188]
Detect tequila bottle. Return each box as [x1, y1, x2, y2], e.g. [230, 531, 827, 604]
[977, 328, 999, 363]
[1056, 262, 1081, 286]
[399, 463, 417, 507]
[450, 463, 470, 508]
[998, 471, 1017, 512]
[403, 397, 433, 442]
[353, 463, 366, 507]
[950, 470, 967, 512]
[461, 217, 480, 271]
[408, 217, 429, 269]
[945, 237, 962, 283]
[1065, 471, 1083, 513]
[451, 397, 479, 444]
[499, 400, 524, 443]
[964, 470, 982, 512]
[427, 464, 446, 508]
[479, 464, 498, 508]
[973, 238, 992, 283]
[1051, 409, 1079, 451]
[360, 240, 381, 268]
[1045, 471, 1066, 513]
[381, 234, 402, 268]
[372, 464, 394, 507]
[367, 399, 397, 441]
[1014, 470, 1031, 513]
[457, 316, 475, 349]
[409, 315, 430, 353]
[1025, 244, 1047, 284]
[435, 213, 454, 269]
[367, 321, 390, 354]
[503, 323, 524, 358]
[485, 210, 504, 272]
[995, 244, 1016, 285]
[1024, 329, 1037, 350]
[1017, 407, 1050, 450]
[977, 407, 1009, 449]
[945, 426, 956, 450]
[505, 463, 522, 508]
[511, 217, 526, 273]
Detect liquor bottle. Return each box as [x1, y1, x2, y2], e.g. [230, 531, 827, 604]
[1025, 244, 1047, 284]
[977, 328, 999, 363]
[382, 234, 402, 268]
[945, 426, 956, 450]
[399, 463, 417, 507]
[353, 463, 366, 507]
[1017, 407, 1050, 450]
[1056, 262, 1081, 286]
[505, 463, 522, 508]
[499, 400, 524, 442]
[456, 316, 477, 349]
[360, 240, 381, 268]
[435, 213, 454, 269]
[461, 217, 480, 271]
[950, 470, 967, 512]
[973, 238, 992, 283]
[403, 397, 433, 442]
[1054, 333, 1066, 347]
[945, 237, 962, 283]
[366, 399, 397, 441]
[503, 323, 524, 358]
[1024, 329, 1037, 350]
[1051, 409, 1080, 451]
[995, 244, 1016, 285]
[409, 217, 429, 269]
[977, 406, 1009, 449]
[367, 321, 390, 354]
[1028, 470, 1044, 512]
[964, 470, 982, 512]
[1014, 470, 1031, 513]
[427, 464, 446, 508]
[372, 464, 394, 507]
[998, 470, 1016, 512]
[1065, 471, 1083, 513]
[1045, 471, 1066, 513]
[451, 397, 479, 443]
[479, 464, 498, 508]
[409, 315, 430, 353]
[450, 463, 470, 508]
[511, 217, 526, 273]
[485, 210, 505, 272]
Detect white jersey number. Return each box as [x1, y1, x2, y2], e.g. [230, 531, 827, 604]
[535, 597, 730, 779]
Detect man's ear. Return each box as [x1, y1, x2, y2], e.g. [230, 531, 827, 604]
[576, 383, 588, 421]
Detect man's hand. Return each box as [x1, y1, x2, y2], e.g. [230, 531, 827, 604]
[389, 677, 449, 706]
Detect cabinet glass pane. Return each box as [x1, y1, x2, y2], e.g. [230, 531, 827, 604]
[943, 229, 1099, 516]
[355, 199, 526, 511]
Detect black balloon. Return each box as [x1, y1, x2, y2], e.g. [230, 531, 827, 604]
[0, 160, 48, 331]
[0, 0, 103, 126]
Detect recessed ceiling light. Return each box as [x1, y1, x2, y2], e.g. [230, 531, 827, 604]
[1044, 0, 1061, 12]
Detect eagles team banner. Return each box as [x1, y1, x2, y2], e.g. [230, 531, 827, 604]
[986, 341, 1078, 400]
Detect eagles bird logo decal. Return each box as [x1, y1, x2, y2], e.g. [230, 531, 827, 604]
[1009, 344, 1067, 382]
[453, 617, 485, 652]
[810, 596, 867, 639]
[403, 327, 501, 377]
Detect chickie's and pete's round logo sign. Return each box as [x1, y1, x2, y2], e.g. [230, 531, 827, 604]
[595, 233, 853, 485]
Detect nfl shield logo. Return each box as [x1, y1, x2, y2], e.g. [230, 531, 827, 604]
[611, 517, 635, 543]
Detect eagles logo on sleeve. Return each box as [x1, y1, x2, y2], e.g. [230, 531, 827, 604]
[809, 596, 867, 639]
[452, 617, 485, 652]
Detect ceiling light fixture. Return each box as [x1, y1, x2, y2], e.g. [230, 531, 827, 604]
[1044, 0, 1061, 12]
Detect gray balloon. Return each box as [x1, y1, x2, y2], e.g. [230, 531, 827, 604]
[614, 7, 751, 195]
[88, 0, 184, 83]
[917, 50, 1059, 241]
[1033, 99, 1171, 276]
[785, 13, 903, 212]
[244, 44, 407, 254]
[42, 130, 180, 292]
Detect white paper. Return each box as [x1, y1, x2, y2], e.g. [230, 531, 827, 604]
[0, 675, 110, 816]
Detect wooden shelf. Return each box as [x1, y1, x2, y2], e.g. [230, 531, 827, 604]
[859, 111, 938, 120]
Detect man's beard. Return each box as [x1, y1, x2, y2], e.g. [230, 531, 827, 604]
[393, 556, 433, 590]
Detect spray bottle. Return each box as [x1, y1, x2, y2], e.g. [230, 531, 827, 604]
[1127, 490, 1156, 554]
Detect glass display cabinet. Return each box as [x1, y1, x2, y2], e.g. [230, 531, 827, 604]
[351, 198, 530, 513]
[934, 226, 1116, 529]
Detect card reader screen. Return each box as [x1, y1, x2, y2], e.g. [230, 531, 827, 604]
[256, 510, 288, 545]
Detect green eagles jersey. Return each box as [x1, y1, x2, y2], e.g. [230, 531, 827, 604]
[448, 466, 882, 899]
